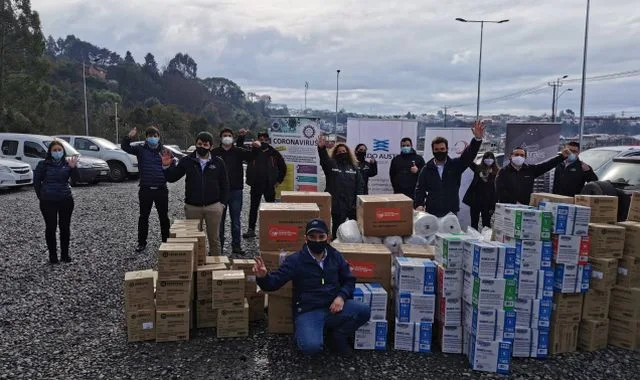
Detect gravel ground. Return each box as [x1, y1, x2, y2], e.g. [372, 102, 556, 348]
[1, 180, 640, 379]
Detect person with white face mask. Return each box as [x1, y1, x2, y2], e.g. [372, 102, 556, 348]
[496, 146, 571, 205]
[552, 141, 598, 197]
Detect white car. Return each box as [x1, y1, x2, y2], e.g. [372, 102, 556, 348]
[56, 135, 138, 182]
[0, 157, 33, 189]
[579, 146, 640, 178]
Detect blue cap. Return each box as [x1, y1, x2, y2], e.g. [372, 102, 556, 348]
[306, 218, 329, 235]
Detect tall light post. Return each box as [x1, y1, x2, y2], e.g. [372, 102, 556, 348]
[82, 60, 89, 136]
[335, 70, 340, 132]
[549, 75, 568, 122]
[556, 88, 573, 120]
[304, 81, 309, 113]
[456, 18, 509, 122]
[578, 0, 591, 146]
[115, 102, 119, 142]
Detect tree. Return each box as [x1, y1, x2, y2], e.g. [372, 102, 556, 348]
[142, 53, 158, 78]
[45, 35, 58, 57]
[124, 50, 135, 65]
[166, 53, 197, 79]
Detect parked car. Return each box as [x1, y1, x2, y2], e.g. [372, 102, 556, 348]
[56, 135, 138, 182]
[125, 141, 187, 160]
[579, 146, 640, 177]
[0, 157, 33, 189]
[0, 133, 110, 185]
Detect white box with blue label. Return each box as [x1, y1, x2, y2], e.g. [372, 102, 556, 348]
[505, 238, 553, 271]
[539, 202, 575, 235]
[554, 263, 592, 293]
[513, 327, 550, 358]
[354, 320, 388, 350]
[501, 208, 553, 241]
[394, 257, 437, 294]
[353, 283, 388, 321]
[464, 241, 516, 279]
[463, 270, 474, 304]
[435, 233, 466, 269]
[396, 291, 436, 323]
[394, 319, 432, 352]
[516, 268, 554, 301]
[572, 205, 592, 236]
[467, 336, 512, 375]
[515, 298, 552, 329]
[472, 278, 517, 311]
[469, 308, 516, 343]
[436, 322, 463, 354]
[437, 264, 463, 299]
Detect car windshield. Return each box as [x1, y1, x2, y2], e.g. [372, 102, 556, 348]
[600, 162, 640, 187]
[44, 139, 80, 156]
[93, 137, 119, 150]
[579, 149, 619, 171]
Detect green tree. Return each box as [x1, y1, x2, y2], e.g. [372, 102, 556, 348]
[124, 50, 135, 65]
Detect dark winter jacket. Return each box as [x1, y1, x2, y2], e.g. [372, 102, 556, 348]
[256, 244, 356, 316]
[33, 159, 78, 201]
[389, 149, 425, 200]
[246, 144, 287, 188]
[414, 138, 481, 217]
[121, 136, 167, 189]
[164, 153, 230, 206]
[211, 135, 255, 191]
[319, 147, 365, 217]
[357, 159, 378, 195]
[463, 162, 498, 210]
[552, 159, 598, 197]
[496, 154, 566, 205]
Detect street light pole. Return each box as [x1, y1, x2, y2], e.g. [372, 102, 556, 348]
[578, 0, 591, 147]
[335, 70, 340, 132]
[115, 102, 119, 143]
[556, 89, 573, 120]
[304, 81, 309, 112]
[83, 60, 89, 136]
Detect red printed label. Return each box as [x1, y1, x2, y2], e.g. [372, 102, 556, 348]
[375, 208, 401, 222]
[268, 226, 299, 241]
[347, 260, 376, 278]
[298, 184, 318, 192]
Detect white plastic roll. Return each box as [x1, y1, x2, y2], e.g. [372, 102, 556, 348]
[438, 213, 462, 234]
[383, 236, 403, 255]
[403, 235, 429, 245]
[413, 211, 439, 237]
[363, 236, 384, 244]
[336, 219, 363, 243]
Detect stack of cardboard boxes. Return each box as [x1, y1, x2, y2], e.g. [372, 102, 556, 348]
[124, 269, 157, 342]
[435, 235, 465, 354]
[232, 258, 265, 322]
[354, 283, 389, 350]
[212, 270, 248, 338]
[261, 251, 295, 334]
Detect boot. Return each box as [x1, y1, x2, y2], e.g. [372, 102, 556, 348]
[242, 229, 256, 239]
[232, 245, 245, 255]
[49, 251, 59, 264]
[61, 252, 72, 263]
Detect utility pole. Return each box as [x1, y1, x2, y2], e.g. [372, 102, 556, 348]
[115, 102, 119, 142]
[83, 60, 89, 136]
[443, 106, 449, 128]
[304, 81, 309, 112]
[335, 70, 340, 133]
[579, 0, 591, 147]
[548, 75, 567, 122]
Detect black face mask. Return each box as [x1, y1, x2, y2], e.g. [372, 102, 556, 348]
[308, 240, 328, 254]
[335, 153, 348, 162]
[260, 142, 270, 150]
[196, 147, 210, 157]
[433, 151, 447, 162]
[356, 152, 366, 161]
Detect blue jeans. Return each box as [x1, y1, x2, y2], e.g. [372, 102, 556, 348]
[220, 189, 243, 248]
[295, 300, 371, 355]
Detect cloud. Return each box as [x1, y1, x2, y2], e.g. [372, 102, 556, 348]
[451, 50, 472, 65]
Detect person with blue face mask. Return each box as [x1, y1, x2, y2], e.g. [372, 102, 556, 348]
[389, 137, 425, 201]
[552, 141, 598, 197]
[254, 218, 369, 356]
[122, 125, 171, 253]
[33, 140, 79, 264]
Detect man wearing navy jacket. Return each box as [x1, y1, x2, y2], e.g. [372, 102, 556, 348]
[254, 219, 370, 355]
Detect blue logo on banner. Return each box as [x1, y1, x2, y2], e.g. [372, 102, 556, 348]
[373, 139, 389, 152]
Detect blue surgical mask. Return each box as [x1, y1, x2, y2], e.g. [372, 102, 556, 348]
[401, 147, 412, 154]
[567, 153, 577, 163]
[146, 137, 159, 146]
[51, 151, 64, 161]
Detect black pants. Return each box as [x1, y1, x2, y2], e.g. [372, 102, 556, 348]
[248, 183, 276, 230]
[470, 205, 493, 231]
[138, 187, 170, 245]
[40, 198, 74, 260]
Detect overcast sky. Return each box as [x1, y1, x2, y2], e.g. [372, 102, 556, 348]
[33, 0, 640, 116]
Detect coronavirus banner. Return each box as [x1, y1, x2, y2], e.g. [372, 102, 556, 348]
[269, 117, 321, 196]
[347, 118, 418, 194]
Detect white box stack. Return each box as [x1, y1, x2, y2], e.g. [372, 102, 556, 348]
[354, 283, 388, 351]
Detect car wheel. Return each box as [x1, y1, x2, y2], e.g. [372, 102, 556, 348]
[108, 161, 127, 182]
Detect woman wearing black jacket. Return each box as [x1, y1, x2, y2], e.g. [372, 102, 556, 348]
[463, 151, 499, 230]
[354, 144, 378, 195]
[33, 140, 79, 264]
[318, 136, 365, 238]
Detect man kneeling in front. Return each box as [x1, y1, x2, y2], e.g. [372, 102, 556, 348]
[254, 219, 370, 355]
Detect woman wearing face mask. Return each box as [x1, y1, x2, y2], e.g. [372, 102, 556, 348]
[463, 152, 500, 230]
[354, 144, 377, 195]
[33, 140, 79, 264]
[317, 136, 365, 238]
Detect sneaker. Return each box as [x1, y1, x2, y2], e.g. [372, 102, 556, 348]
[232, 245, 245, 255]
[135, 243, 147, 252]
[242, 230, 256, 239]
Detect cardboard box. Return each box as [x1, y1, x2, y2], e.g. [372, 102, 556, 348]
[166, 237, 198, 269]
[578, 319, 609, 351]
[394, 257, 436, 294]
[217, 299, 249, 338]
[507, 238, 553, 271]
[394, 319, 432, 352]
[493, 203, 535, 234]
[212, 270, 245, 309]
[155, 279, 192, 309]
[437, 265, 463, 299]
[258, 203, 320, 252]
[463, 241, 516, 280]
[205, 256, 230, 267]
[126, 309, 156, 342]
[395, 291, 436, 323]
[553, 264, 591, 294]
[608, 318, 640, 350]
[196, 264, 227, 300]
[124, 270, 156, 311]
[467, 336, 512, 375]
[589, 257, 618, 291]
[173, 231, 206, 266]
[515, 298, 552, 329]
[332, 243, 392, 292]
[195, 299, 217, 328]
[582, 289, 611, 320]
[248, 293, 265, 322]
[357, 194, 413, 237]
[400, 244, 435, 260]
[156, 309, 190, 342]
[610, 287, 640, 321]
[259, 251, 295, 298]
[617, 221, 640, 258]
[354, 320, 388, 350]
[517, 268, 554, 301]
[628, 192, 640, 222]
[435, 233, 466, 269]
[353, 283, 388, 321]
[552, 293, 583, 324]
[281, 191, 332, 233]
[530, 192, 574, 207]
[549, 323, 578, 354]
[617, 256, 640, 288]
[232, 258, 259, 297]
[471, 278, 517, 311]
[435, 322, 463, 354]
[462, 271, 473, 305]
[267, 295, 293, 334]
[539, 202, 576, 235]
[157, 243, 194, 280]
[589, 223, 626, 259]
[436, 294, 462, 326]
[468, 308, 516, 343]
[575, 195, 618, 224]
[552, 235, 590, 266]
[501, 208, 552, 241]
[573, 205, 593, 236]
[513, 328, 549, 358]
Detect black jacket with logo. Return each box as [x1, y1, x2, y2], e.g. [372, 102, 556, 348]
[552, 159, 598, 197]
[211, 135, 255, 191]
[246, 144, 287, 188]
[357, 160, 378, 195]
[496, 154, 566, 205]
[389, 149, 425, 200]
[319, 147, 365, 217]
[164, 153, 230, 206]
